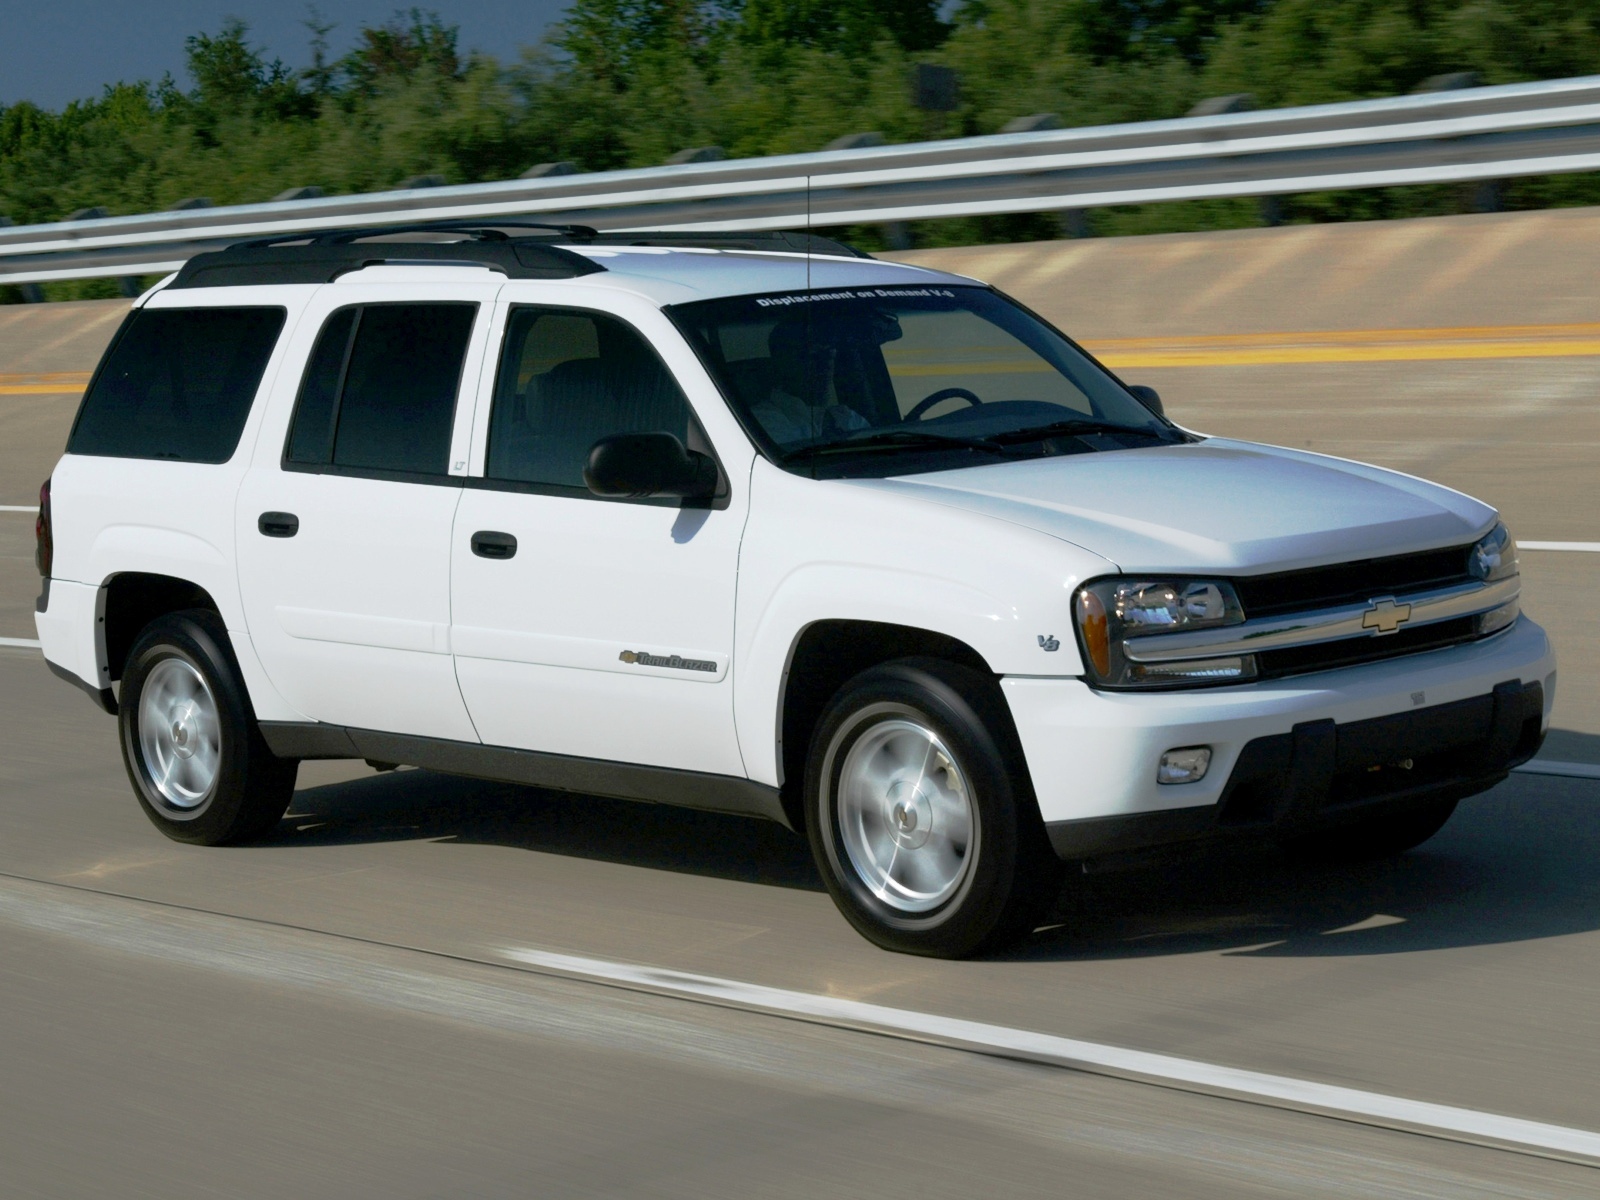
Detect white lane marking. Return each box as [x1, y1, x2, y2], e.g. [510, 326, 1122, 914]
[501, 945, 1600, 1163]
[1520, 541, 1600, 552]
[1515, 759, 1600, 780]
[0, 505, 38, 512]
[0, 637, 42, 649]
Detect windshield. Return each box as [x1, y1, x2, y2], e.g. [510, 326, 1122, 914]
[669, 284, 1179, 475]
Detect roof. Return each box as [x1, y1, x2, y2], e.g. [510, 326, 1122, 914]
[551, 244, 972, 305]
[163, 221, 973, 304]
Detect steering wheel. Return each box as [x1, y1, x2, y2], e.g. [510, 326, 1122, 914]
[904, 387, 982, 422]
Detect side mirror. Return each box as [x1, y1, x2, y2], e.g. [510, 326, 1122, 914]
[1127, 384, 1164, 417]
[585, 432, 719, 500]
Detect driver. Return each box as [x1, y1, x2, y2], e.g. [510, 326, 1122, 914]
[749, 319, 870, 444]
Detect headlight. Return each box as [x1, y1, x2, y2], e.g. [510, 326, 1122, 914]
[1469, 523, 1520, 634]
[1074, 577, 1252, 688]
[1469, 522, 1517, 583]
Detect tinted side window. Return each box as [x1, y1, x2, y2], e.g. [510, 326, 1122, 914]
[285, 303, 476, 476]
[486, 307, 692, 490]
[286, 307, 356, 465]
[69, 307, 285, 463]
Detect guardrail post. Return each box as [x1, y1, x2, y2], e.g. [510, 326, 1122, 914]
[1187, 94, 1254, 118]
[824, 132, 884, 151]
[1057, 209, 1091, 239]
[910, 64, 959, 112]
[823, 135, 903, 246]
[1412, 73, 1501, 212]
[665, 147, 726, 164]
[520, 162, 578, 178]
[272, 186, 325, 201]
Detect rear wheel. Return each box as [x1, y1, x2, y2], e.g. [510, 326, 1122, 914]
[118, 610, 297, 846]
[1288, 797, 1460, 862]
[805, 658, 1060, 958]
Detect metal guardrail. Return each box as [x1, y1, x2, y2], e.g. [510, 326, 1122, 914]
[8, 74, 1600, 286]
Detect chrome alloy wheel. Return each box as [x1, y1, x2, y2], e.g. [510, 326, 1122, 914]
[835, 716, 976, 913]
[137, 657, 222, 811]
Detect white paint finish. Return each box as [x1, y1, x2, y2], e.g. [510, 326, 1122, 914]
[1514, 759, 1600, 780]
[40, 285, 312, 660]
[31, 578, 95, 684]
[236, 472, 475, 739]
[873, 439, 1496, 574]
[0, 505, 37, 512]
[1520, 541, 1600, 552]
[733, 457, 1117, 785]
[0, 637, 42, 649]
[501, 945, 1600, 1163]
[1002, 617, 1555, 824]
[275, 606, 451, 655]
[232, 280, 498, 740]
[450, 625, 726, 680]
[448, 484, 748, 773]
[448, 289, 754, 774]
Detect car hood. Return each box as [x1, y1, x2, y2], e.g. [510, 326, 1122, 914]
[855, 439, 1497, 573]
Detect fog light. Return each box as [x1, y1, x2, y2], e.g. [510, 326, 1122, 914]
[1158, 746, 1212, 784]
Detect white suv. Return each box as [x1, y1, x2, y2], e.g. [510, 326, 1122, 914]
[33, 222, 1554, 957]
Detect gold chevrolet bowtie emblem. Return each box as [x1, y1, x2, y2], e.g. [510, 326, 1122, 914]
[1361, 596, 1412, 635]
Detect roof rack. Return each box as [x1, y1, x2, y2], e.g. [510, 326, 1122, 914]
[561, 229, 872, 259]
[168, 220, 871, 289]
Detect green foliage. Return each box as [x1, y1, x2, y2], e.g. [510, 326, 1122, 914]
[4, 0, 1600, 276]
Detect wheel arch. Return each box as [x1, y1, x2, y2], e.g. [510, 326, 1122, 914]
[100, 572, 224, 684]
[773, 618, 997, 831]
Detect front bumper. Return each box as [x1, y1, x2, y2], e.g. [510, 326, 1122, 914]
[1000, 616, 1555, 861]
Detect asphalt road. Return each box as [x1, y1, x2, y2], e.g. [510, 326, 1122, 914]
[3, 217, 1600, 1196]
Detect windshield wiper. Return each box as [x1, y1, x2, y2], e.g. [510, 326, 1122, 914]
[781, 429, 1021, 463]
[985, 417, 1171, 445]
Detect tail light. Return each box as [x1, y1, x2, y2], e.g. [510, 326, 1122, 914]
[34, 478, 51, 578]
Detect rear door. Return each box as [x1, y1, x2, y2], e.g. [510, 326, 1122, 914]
[449, 295, 750, 775]
[236, 279, 496, 738]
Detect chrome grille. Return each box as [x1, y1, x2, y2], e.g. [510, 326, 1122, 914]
[1231, 545, 1475, 618]
[1119, 542, 1513, 682]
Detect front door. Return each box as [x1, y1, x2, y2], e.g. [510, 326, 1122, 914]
[450, 301, 747, 776]
[237, 284, 495, 739]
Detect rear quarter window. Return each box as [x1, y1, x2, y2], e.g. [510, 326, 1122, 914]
[68, 306, 286, 463]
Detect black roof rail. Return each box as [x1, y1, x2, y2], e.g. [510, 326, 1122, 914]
[168, 219, 872, 289]
[170, 221, 608, 289]
[567, 229, 873, 259]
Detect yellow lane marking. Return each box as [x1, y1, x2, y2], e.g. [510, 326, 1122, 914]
[1080, 322, 1600, 367]
[1085, 322, 1600, 348]
[0, 371, 90, 395]
[1090, 341, 1600, 367]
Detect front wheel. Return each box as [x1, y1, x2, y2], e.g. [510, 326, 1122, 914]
[118, 610, 297, 846]
[805, 658, 1060, 958]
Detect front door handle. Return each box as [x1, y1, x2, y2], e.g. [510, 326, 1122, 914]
[471, 530, 518, 560]
[258, 511, 299, 538]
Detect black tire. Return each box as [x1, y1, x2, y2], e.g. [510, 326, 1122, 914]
[804, 657, 1061, 958]
[118, 609, 297, 846]
[1287, 797, 1460, 863]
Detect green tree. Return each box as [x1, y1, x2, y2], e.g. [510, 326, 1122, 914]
[737, 0, 950, 56]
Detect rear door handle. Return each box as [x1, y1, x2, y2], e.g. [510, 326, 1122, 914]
[471, 530, 517, 560]
[258, 511, 299, 538]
